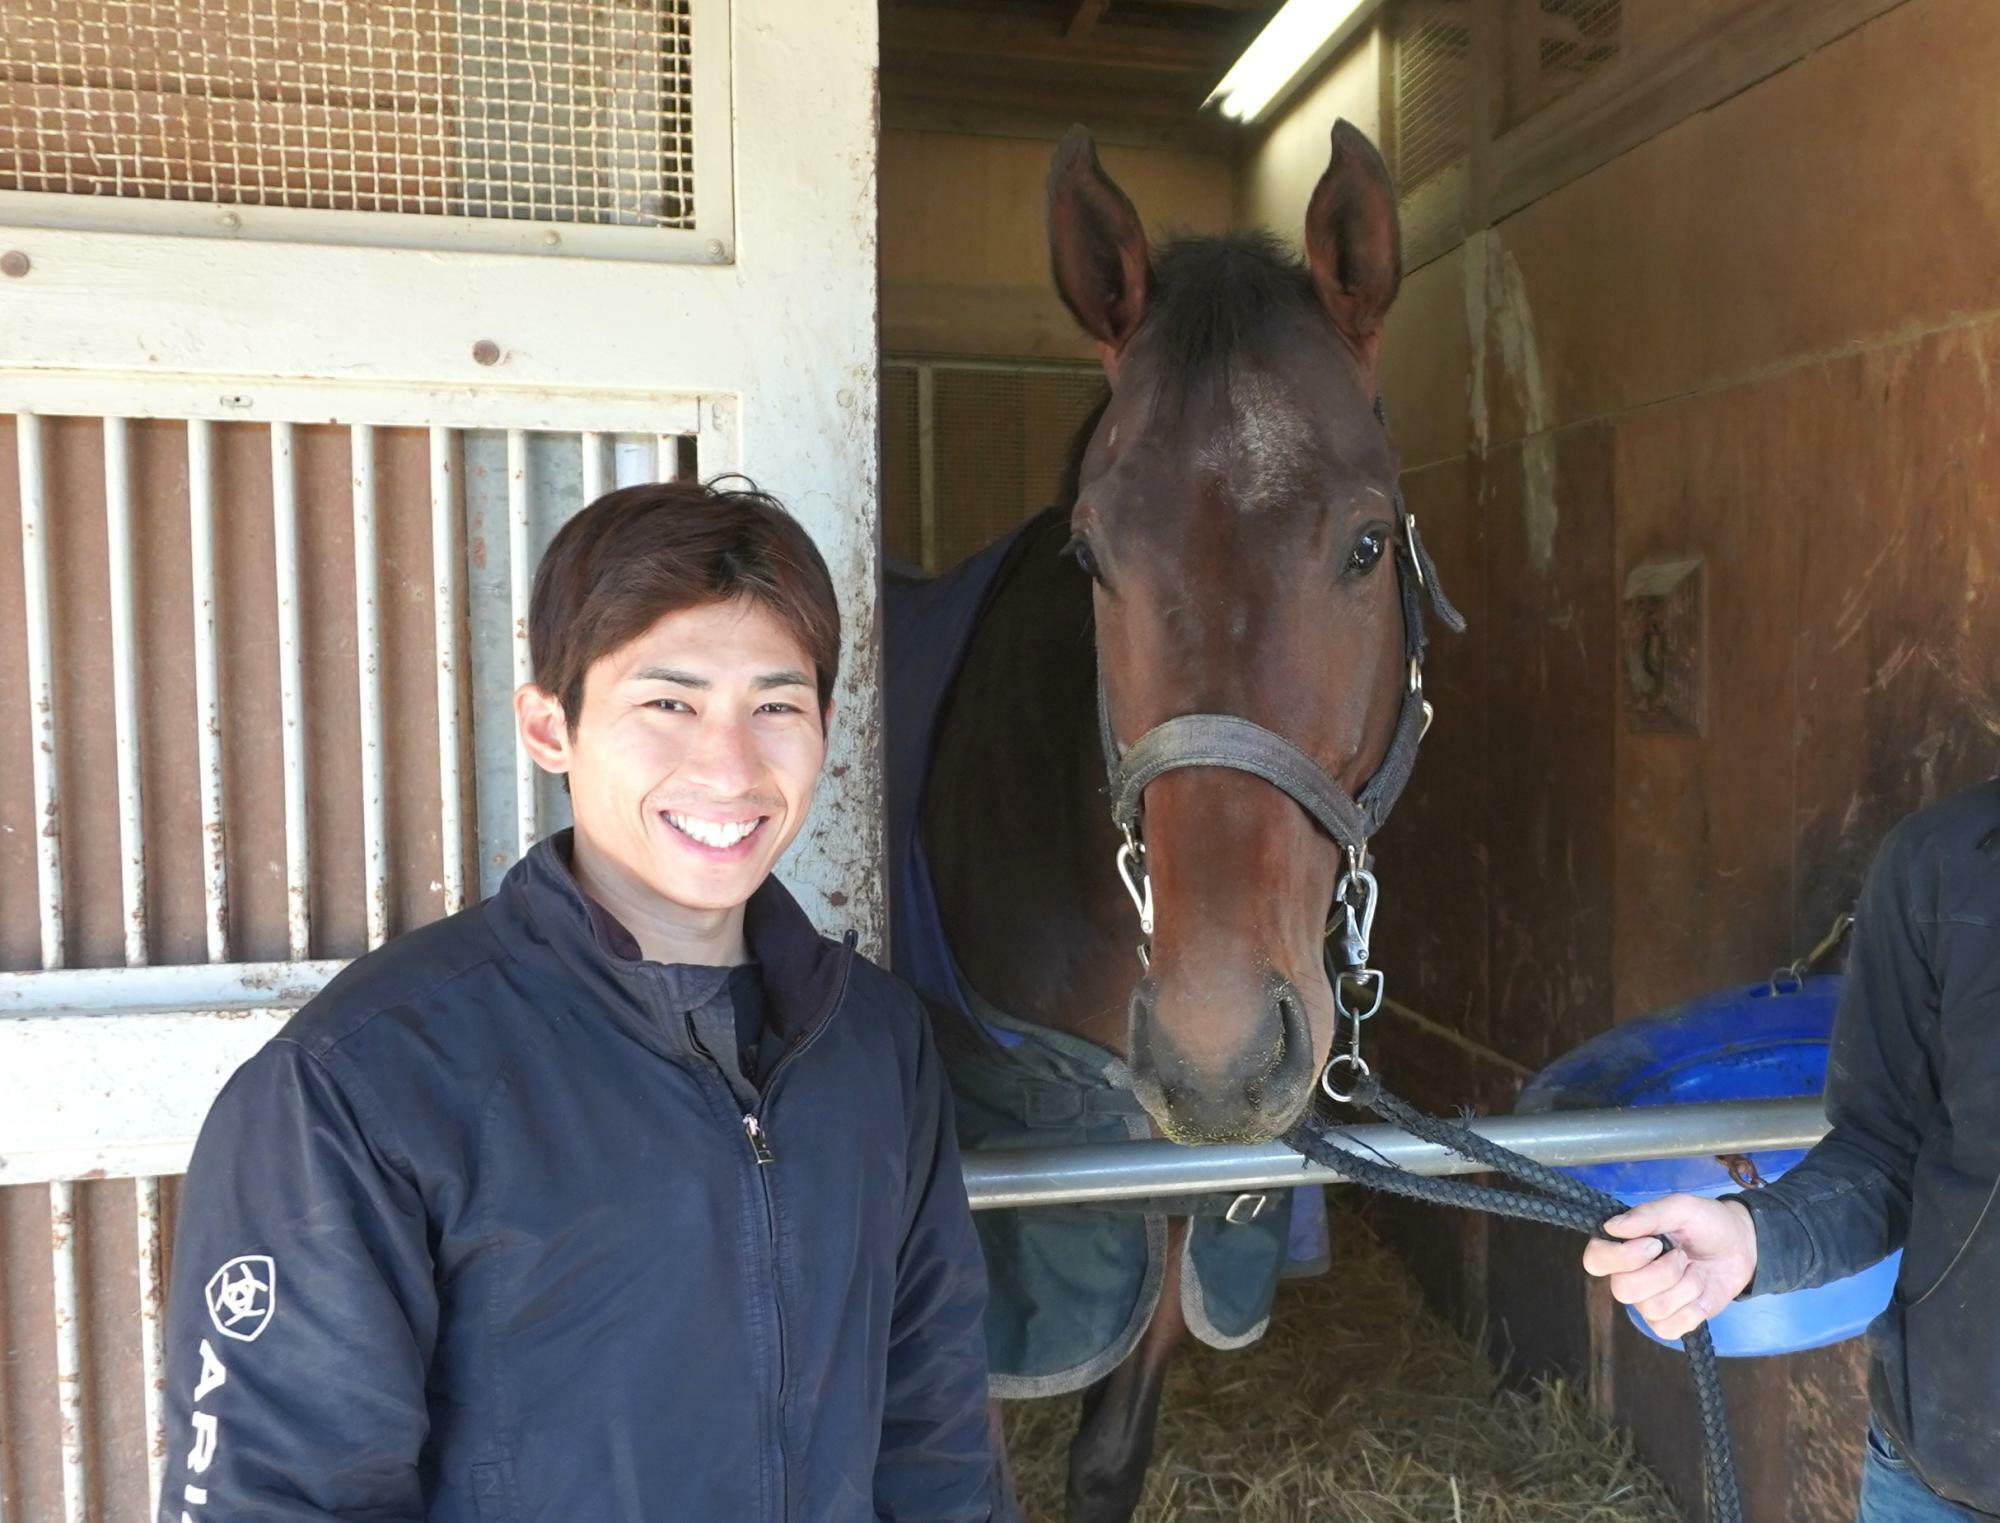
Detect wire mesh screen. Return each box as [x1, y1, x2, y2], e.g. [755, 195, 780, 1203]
[1506, 0, 1621, 124]
[0, 0, 697, 227]
[1386, 0, 1472, 196]
[880, 361, 1102, 574]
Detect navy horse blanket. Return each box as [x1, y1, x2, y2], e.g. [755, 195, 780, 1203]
[883, 528, 1329, 1398]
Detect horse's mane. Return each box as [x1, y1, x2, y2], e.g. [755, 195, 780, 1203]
[1054, 231, 1321, 508]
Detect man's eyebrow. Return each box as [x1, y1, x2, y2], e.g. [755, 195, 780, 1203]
[632, 666, 709, 688]
[629, 667, 813, 691]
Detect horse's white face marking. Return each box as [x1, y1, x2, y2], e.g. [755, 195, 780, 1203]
[1202, 368, 1314, 512]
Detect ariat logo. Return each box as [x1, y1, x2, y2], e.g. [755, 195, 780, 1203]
[204, 1256, 276, 1343]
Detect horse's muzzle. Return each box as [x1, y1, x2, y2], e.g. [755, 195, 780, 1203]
[1125, 970, 1319, 1144]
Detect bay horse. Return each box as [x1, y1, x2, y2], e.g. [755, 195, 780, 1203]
[888, 120, 1453, 1522]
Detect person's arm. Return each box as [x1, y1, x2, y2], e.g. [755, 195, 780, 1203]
[1730, 836, 1933, 1294]
[1583, 828, 1935, 1339]
[159, 1038, 436, 1523]
[873, 1012, 996, 1523]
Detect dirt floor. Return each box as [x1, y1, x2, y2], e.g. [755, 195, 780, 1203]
[1002, 1203, 1682, 1522]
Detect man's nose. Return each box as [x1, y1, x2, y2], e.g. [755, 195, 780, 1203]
[686, 715, 759, 791]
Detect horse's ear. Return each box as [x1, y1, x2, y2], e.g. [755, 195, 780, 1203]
[1047, 126, 1153, 359]
[1304, 120, 1402, 373]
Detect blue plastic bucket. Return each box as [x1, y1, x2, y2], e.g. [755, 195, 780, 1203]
[1516, 976, 1899, 1357]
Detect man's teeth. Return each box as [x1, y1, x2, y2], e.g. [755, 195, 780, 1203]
[667, 812, 759, 849]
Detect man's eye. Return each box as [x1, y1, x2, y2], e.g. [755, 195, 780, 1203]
[757, 702, 801, 715]
[1347, 528, 1388, 576]
[649, 698, 691, 713]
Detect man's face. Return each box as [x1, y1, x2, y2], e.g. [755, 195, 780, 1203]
[529, 598, 829, 917]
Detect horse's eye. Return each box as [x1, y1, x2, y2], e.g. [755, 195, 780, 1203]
[1064, 534, 1106, 585]
[1347, 528, 1389, 576]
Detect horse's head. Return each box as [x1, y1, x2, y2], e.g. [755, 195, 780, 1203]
[1048, 121, 1407, 1144]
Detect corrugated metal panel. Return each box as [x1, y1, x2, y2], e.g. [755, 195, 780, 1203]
[0, 411, 693, 1520]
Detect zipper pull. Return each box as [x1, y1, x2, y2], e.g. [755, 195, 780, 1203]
[742, 1113, 775, 1165]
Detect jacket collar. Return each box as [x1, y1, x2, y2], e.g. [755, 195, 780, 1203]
[490, 831, 853, 1058]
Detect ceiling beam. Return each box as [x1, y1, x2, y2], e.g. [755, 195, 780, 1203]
[883, 8, 1216, 74]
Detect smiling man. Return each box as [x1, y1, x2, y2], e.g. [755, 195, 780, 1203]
[156, 481, 997, 1523]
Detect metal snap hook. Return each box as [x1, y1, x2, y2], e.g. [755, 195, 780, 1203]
[1115, 833, 1154, 938]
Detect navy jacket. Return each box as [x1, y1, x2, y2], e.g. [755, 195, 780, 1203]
[1735, 780, 2000, 1517]
[158, 835, 997, 1523]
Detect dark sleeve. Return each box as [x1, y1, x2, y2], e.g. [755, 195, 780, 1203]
[873, 1010, 997, 1523]
[158, 1038, 435, 1523]
[1731, 833, 1936, 1296]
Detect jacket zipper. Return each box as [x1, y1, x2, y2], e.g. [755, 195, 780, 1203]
[736, 938, 855, 1523]
[680, 1018, 788, 1523]
[680, 937, 856, 1523]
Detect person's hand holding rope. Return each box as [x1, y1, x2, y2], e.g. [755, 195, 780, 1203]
[1583, 1196, 1760, 1343]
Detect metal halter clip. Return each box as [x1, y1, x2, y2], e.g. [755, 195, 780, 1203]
[1332, 855, 1378, 972]
[1116, 826, 1154, 970]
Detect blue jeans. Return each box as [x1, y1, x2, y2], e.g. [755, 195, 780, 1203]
[1857, 1418, 1983, 1522]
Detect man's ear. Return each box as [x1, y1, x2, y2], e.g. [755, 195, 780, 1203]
[516, 684, 574, 775]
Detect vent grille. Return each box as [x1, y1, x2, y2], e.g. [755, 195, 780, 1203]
[0, 0, 697, 228]
[1386, 0, 1472, 196]
[1508, 0, 1621, 123]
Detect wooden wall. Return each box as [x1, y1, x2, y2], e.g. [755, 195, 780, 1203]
[879, 126, 1234, 359]
[1244, 1, 2000, 1518]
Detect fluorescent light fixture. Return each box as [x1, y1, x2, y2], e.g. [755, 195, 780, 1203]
[1206, 0, 1383, 126]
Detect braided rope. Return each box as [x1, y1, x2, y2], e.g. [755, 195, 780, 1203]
[1283, 1079, 1743, 1523]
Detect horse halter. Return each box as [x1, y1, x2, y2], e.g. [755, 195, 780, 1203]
[1098, 399, 1465, 1099]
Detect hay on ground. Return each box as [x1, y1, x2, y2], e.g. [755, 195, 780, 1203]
[1001, 1202, 1681, 1522]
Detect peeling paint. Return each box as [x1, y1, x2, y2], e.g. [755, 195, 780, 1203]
[1465, 229, 1558, 571]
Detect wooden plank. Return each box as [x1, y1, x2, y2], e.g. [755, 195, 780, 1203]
[1475, 423, 1616, 1075]
[1489, 0, 1915, 224]
[1788, 321, 2000, 951]
[1369, 457, 1495, 1105]
[1610, 386, 1800, 1019]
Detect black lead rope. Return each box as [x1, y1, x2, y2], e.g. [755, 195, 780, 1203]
[1283, 1076, 1743, 1523]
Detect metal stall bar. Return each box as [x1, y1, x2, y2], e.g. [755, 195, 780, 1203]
[961, 1098, 1830, 1210]
[581, 430, 605, 505]
[136, 1175, 167, 1515]
[188, 419, 230, 962]
[354, 427, 389, 948]
[104, 416, 147, 969]
[17, 412, 63, 972]
[106, 413, 170, 1511]
[271, 422, 311, 960]
[430, 426, 466, 916]
[507, 428, 537, 857]
[49, 1180, 86, 1523]
[20, 409, 79, 1523]
[0, 960, 346, 1015]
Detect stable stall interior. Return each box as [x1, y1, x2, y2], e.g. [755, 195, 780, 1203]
[877, 1, 2000, 1518]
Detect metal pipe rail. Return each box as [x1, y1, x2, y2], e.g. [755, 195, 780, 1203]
[962, 1097, 1827, 1211]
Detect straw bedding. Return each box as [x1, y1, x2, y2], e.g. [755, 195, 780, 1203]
[1001, 1202, 1680, 1522]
